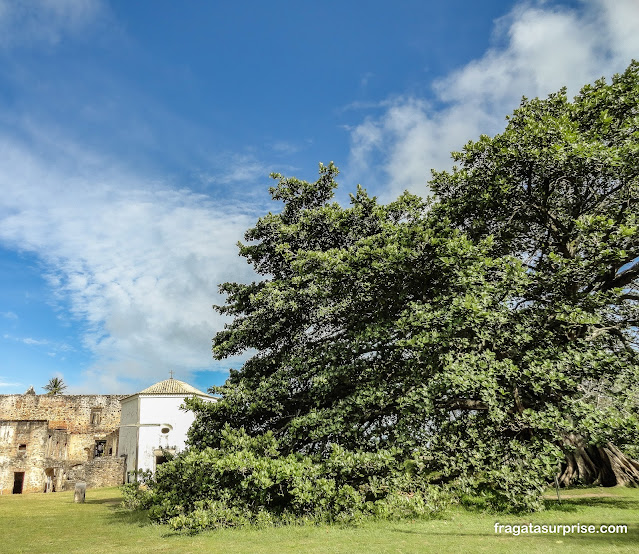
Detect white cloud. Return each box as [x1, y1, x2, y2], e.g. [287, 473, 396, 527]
[3, 333, 73, 352]
[0, 379, 23, 391]
[271, 141, 303, 156]
[0, 0, 104, 48]
[21, 337, 49, 346]
[194, 153, 276, 188]
[1, 311, 17, 319]
[217, 153, 268, 185]
[346, 0, 639, 199]
[0, 135, 258, 392]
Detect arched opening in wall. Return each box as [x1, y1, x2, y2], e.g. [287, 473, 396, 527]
[44, 468, 55, 493]
[12, 472, 24, 494]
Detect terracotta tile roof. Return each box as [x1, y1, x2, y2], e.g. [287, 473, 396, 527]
[137, 378, 211, 397]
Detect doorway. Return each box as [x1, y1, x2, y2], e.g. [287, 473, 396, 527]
[13, 472, 24, 494]
[44, 468, 55, 493]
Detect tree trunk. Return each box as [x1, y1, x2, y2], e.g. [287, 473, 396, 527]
[558, 433, 639, 487]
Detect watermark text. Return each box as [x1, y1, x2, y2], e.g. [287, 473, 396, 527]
[494, 522, 627, 536]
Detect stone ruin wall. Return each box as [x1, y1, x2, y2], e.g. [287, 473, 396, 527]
[0, 394, 126, 494]
[0, 394, 123, 434]
[0, 420, 51, 494]
[62, 456, 127, 490]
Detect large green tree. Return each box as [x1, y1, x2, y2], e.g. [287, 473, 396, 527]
[175, 63, 639, 517]
[186, 166, 557, 509]
[429, 61, 639, 485]
[190, 166, 526, 457]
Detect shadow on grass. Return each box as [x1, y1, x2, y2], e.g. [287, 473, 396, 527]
[85, 497, 122, 505]
[544, 496, 639, 513]
[105, 508, 229, 539]
[112, 509, 155, 527]
[101, 502, 155, 528]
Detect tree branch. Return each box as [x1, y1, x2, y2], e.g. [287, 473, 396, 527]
[606, 261, 639, 290]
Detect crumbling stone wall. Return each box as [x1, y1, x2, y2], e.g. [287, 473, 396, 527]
[67, 429, 119, 462]
[62, 456, 127, 490]
[0, 420, 51, 494]
[0, 394, 123, 434]
[0, 394, 126, 494]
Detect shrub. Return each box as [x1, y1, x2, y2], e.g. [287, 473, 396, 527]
[143, 427, 449, 532]
[120, 470, 154, 510]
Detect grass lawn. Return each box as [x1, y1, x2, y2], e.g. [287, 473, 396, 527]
[1, 486, 638, 553]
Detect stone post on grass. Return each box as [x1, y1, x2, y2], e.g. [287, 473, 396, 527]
[74, 482, 86, 503]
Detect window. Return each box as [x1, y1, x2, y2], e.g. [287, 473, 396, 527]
[90, 409, 102, 425]
[18, 444, 27, 455]
[93, 440, 106, 458]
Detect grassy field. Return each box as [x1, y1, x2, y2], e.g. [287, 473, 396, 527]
[0, 486, 637, 553]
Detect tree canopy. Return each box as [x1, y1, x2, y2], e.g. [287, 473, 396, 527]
[148, 62, 639, 529]
[429, 61, 639, 485]
[43, 377, 67, 395]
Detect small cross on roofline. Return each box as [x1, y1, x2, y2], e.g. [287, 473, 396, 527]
[169, 370, 174, 379]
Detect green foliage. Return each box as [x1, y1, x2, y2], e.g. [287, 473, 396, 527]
[429, 60, 639, 457]
[146, 427, 448, 533]
[148, 62, 639, 528]
[42, 377, 67, 395]
[120, 470, 154, 510]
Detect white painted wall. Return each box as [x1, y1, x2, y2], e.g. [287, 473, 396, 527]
[118, 396, 140, 478]
[119, 394, 214, 476]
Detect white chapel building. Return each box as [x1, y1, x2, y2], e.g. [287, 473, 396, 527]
[118, 377, 215, 479]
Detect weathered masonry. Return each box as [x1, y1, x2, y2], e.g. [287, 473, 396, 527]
[0, 389, 126, 494]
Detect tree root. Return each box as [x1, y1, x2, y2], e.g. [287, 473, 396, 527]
[558, 433, 639, 487]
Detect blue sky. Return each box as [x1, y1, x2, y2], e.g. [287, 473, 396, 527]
[0, 0, 637, 395]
